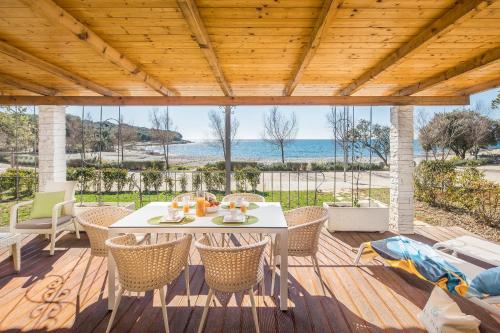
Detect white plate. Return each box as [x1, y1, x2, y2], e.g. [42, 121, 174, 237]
[206, 206, 219, 213]
[223, 214, 246, 223]
[160, 213, 184, 223]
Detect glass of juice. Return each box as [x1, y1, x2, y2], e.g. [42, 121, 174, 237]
[183, 202, 190, 214]
[240, 201, 248, 214]
[171, 200, 179, 209]
[195, 192, 206, 217]
[229, 201, 236, 209]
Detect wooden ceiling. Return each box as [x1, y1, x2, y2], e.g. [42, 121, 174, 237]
[0, 0, 498, 103]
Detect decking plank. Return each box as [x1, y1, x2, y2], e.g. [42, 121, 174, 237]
[0, 227, 499, 332]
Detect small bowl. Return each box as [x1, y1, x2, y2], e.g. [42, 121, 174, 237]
[206, 206, 219, 213]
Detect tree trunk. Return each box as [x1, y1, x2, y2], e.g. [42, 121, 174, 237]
[280, 143, 285, 163]
[10, 149, 15, 168]
[343, 149, 348, 181]
[224, 106, 231, 195]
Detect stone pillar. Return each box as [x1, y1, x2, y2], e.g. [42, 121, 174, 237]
[389, 105, 414, 234]
[38, 105, 66, 191]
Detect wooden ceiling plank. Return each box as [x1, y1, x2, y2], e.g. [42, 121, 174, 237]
[177, 0, 232, 96]
[338, 0, 495, 96]
[458, 77, 500, 95]
[0, 72, 58, 95]
[395, 46, 500, 96]
[284, 0, 344, 96]
[0, 40, 118, 96]
[0, 95, 469, 106]
[21, 0, 178, 96]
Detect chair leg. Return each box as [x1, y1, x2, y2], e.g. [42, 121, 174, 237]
[105, 287, 124, 333]
[221, 233, 226, 247]
[184, 265, 191, 306]
[78, 255, 94, 295]
[270, 255, 276, 296]
[198, 288, 214, 333]
[159, 286, 170, 333]
[49, 231, 57, 255]
[248, 288, 260, 333]
[12, 242, 20, 272]
[74, 220, 81, 239]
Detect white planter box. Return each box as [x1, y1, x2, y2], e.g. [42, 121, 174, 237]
[323, 199, 389, 233]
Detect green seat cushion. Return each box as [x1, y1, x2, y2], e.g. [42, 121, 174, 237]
[29, 191, 66, 219]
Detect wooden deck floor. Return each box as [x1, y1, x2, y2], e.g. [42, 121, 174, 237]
[1, 225, 499, 332]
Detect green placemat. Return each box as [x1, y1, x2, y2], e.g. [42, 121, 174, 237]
[220, 202, 259, 210]
[211, 215, 258, 225]
[148, 215, 195, 225]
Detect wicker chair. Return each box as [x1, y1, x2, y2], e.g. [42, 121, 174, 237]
[270, 206, 328, 295]
[105, 234, 192, 333]
[172, 192, 216, 202]
[221, 193, 265, 246]
[195, 236, 267, 333]
[221, 193, 265, 203]
[0, 227, 21, 272]
[76, 206, 135, 295]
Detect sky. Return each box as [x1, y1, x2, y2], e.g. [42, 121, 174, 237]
[66, 88, 499, 141]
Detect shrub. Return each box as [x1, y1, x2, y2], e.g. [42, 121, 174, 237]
[414, 160, 456, 206]
[69, 167, 97, 192]
[234, 167, 261, 192]
[192, 172, 202, 191]
[100, 168, 128, 193]
[142, 169, 163, 192]
[179, 174, 188, 192]
[165, 175, 174, 193]
[0, 168, 37, 198]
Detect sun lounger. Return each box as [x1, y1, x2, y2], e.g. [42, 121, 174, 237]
[354, 237, 500, 317]
[432, 235, 500, 267]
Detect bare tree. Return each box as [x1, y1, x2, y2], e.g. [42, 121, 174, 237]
[207, 106, 239, 160]
[150, 107, 175, 170]
[118, 116, 138, 164]
[326, 107, 352, 180]
[262, 106, 298, 163]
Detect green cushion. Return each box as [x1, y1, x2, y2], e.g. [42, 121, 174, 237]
[29, 191, 66, 219]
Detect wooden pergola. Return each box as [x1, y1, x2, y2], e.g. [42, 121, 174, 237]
[1, 0, 499, 234]
[0, 0, 497, 105]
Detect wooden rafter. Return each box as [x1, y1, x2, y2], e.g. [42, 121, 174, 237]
[0, 72, 58, 96]
[395, 47, 500, 96]
[0, 40, 117, 96]
[177, 0, 232, 96]
[338, 0, 494, 96]
[0, 95, 470, 106]
[284, 0, 344, 96]
[21, 0, 178, 96]
[458, 78, 500, 96]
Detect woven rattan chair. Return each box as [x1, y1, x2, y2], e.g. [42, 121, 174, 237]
[0, 227, 21, 272]
[270, 206, 328, 295]
[105, 234, 192, 333]
[221, 193, 265, 246]
[221, 193, 265, 203]
[76, 206, 135, 295]
[195, 236, 267, 333]
[172, 192, 216, 202]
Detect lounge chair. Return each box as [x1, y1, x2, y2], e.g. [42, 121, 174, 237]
[354, 236, 500, 317]
[433, 235, 500, 266]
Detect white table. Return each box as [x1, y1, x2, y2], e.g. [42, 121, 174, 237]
[107, 202, 289, 310]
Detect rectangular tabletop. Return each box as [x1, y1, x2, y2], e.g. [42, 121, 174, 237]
[109, 201, 288, 233]
[108, 201, 289, 311]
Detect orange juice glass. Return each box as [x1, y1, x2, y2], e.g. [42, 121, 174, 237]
[183, 203, 190, 214]
[196, 197, 206, 217]
[229, 201, 236, 209]
[171, 200, 179, 209]
[240, 202, 248, 214]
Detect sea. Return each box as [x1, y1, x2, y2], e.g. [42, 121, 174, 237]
[145, 139, 500, 161]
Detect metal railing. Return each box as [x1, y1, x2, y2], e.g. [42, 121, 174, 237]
[0, 170, 326, 211]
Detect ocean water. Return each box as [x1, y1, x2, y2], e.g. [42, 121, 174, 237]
[146, 139, 433, 161]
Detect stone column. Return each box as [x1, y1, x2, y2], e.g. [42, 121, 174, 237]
[389, 105, 414, 234]
[38, 105, 66, 191]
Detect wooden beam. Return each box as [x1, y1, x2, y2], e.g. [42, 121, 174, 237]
[458, 78, 500, 96]
[0, 95, 470, 106]
[284, 0, 344, 96]
[395, 47, 500, 96]
[21, 0, 178, 96]
[0, 40, 118, 96]
[177, 0, 232, 96]
[0, 72, 58, 96]
[338, 0, 493, 96]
